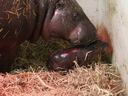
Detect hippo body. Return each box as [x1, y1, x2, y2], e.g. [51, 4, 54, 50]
[0, 0, 96, 72]
[47, 40, 109, 71]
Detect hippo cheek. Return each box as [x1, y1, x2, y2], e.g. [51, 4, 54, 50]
[48, 18, 71, 40]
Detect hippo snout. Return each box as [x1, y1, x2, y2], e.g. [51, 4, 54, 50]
[70, 24, 97, 46]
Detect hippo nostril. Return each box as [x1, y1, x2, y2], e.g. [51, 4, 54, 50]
[104, 43, 109, 50]
[74, 40, 80, 44]
[70, 38, 80, 45]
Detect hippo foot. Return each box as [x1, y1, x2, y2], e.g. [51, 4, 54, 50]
[0, 62, 12, 73]
[0, 48, 17, 73]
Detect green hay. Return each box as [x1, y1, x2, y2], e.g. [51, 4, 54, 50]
[11, 38, 71, 71]
[11, 38, 112, 72]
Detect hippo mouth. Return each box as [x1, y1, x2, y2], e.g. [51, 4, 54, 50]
[84, 39, 97, 47]
[72, 38, 96, 47]
[71, 34, 97, 47]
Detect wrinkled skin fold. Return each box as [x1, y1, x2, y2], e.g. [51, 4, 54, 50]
[0, 0, 96, 73]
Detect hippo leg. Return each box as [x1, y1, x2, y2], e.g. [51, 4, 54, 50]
[0, 46, 18, 73]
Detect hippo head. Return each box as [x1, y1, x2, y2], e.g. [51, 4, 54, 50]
[86, 40, 109, 51]
[42, 0, 96, 46]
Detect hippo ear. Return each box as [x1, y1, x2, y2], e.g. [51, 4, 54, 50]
[56, 2, 64, 9]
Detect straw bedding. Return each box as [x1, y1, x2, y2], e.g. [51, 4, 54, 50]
[0, 38, 126, 96]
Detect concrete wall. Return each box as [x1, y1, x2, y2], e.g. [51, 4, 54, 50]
[77, 0, 128, 94]
[107, 1, 128, 94]
[76, 0, 99, 27]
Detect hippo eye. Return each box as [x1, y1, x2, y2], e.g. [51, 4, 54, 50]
[94, 45, 98, 48]
[56, 3, 61, 8]
[73, 13, 77, 17]
[73, 12, 79, 21]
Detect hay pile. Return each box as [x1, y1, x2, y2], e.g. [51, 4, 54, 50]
[11, 38, 71, 71]
[0, 38, 125, 96]
[0, 64, 126, 96]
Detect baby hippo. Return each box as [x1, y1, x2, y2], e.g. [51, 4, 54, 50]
[46, 40, 109, 71]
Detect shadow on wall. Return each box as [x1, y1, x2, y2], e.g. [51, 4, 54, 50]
[97, 24, 113, 63]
